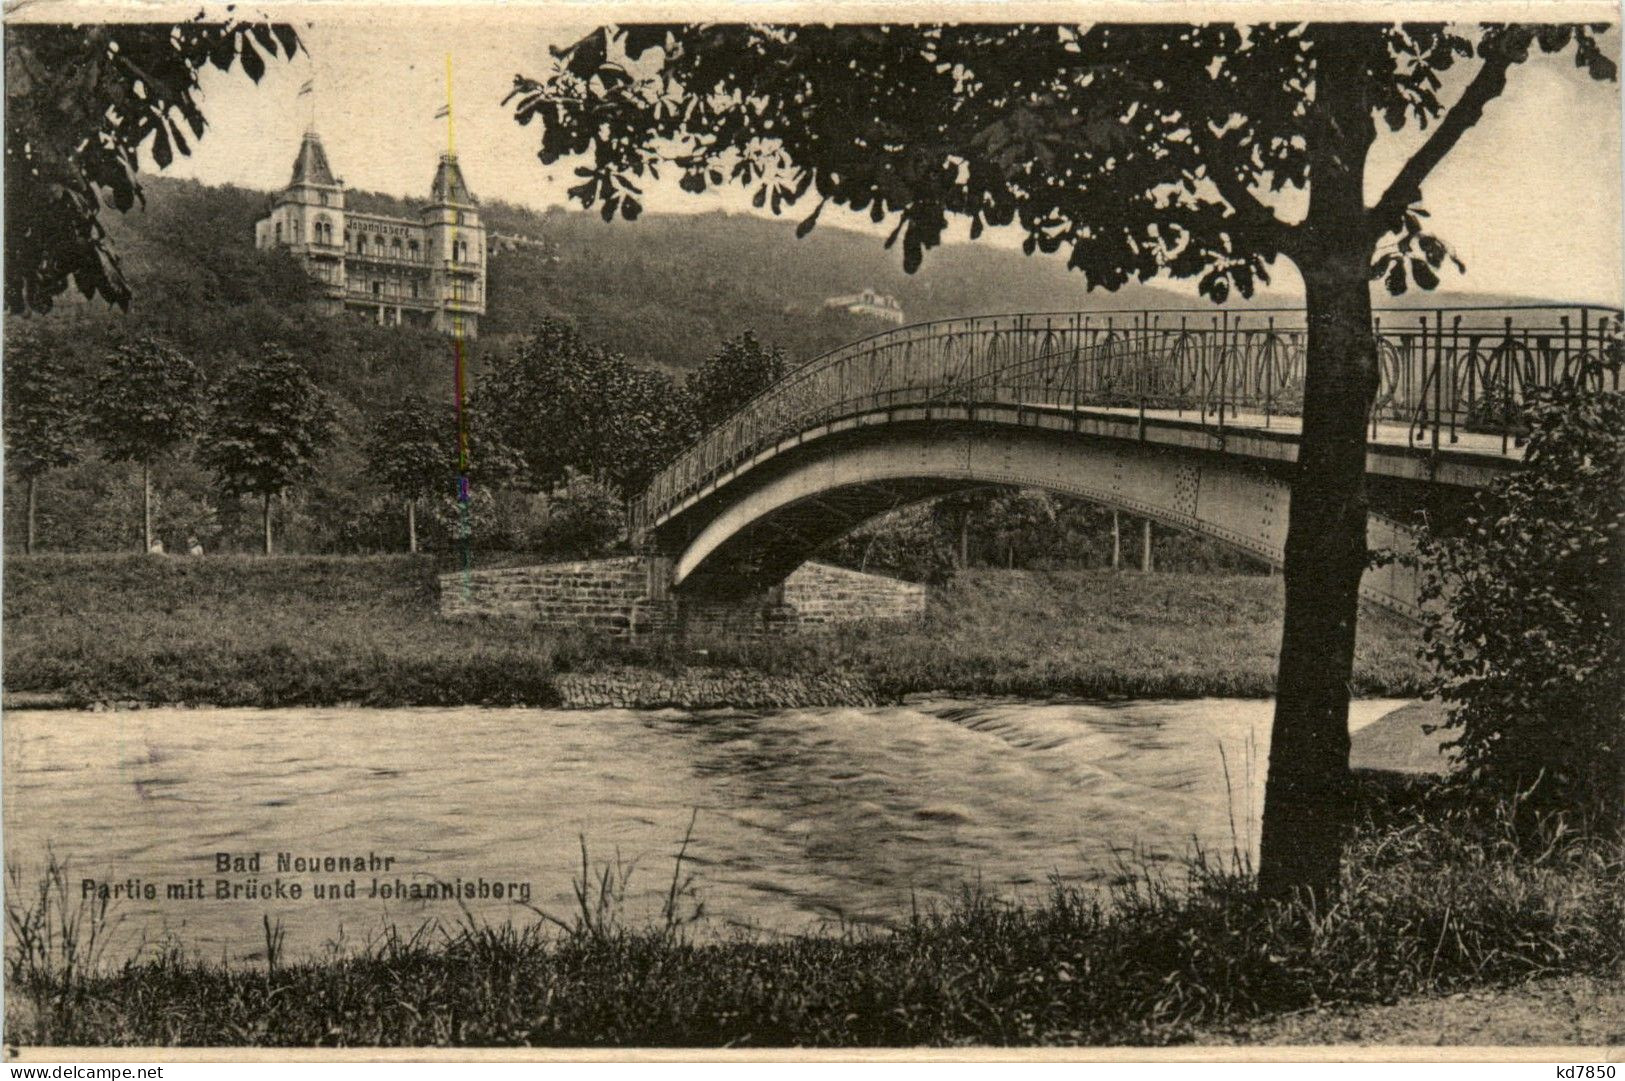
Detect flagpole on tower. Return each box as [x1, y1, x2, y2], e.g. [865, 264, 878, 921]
[298, 72, 316, 132]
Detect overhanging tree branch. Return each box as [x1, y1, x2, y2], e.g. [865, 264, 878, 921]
[1367, 49, 1517, 239]
[1194, 127, 1299, 256]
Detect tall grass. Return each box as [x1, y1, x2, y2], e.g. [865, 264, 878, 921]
[8, 778, 1617, 1047]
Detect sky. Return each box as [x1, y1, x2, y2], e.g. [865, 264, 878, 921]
[127, 13, 1625, 304]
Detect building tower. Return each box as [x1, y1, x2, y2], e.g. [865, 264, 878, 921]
[253, 130, 346, 311]
[254, 135, 487, 338]
[422, 153, 485, 338]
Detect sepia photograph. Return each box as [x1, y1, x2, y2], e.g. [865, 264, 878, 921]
[1, 0, 1621, 1060]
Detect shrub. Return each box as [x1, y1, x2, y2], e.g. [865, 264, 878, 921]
[537, 471, 624, 558]
[1417, 377, 1624, 826]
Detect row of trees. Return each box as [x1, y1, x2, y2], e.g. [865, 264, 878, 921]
[5, 333, 333, 554]
[3, 319, 790, 557]
[361, 320, 787, 551]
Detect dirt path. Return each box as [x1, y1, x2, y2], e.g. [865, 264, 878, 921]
[1196, 974, 1625, 1047]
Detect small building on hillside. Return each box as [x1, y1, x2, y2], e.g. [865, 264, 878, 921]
[254, 130, 486, 338]
[823, 288, 906, 325]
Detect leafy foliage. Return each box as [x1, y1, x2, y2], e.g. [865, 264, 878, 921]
[1417, 376, 1625, 823]
[200, 353, 336, 503]
[477, 318, 689, 494]
[4, 18, 301, 314]
[3, 327, 84, 481]
[88, 336, 204, 467]
[537, 471, 625, 558]
[685, 331, 787, 430]
[511, 23, 1614, 299]
[365, 395, 456, 504]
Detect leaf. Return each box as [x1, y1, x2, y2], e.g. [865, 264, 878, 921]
[150, 126, 173, 169]
[1384, 260, 1408, 296]
[239, 38, 265, 82]
[795, 199, 826, 239]
[273, 24, 301, 58]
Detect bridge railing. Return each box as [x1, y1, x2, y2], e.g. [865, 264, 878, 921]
[640, 304, 1621, 529]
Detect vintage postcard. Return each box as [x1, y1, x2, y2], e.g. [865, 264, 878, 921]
[2, 0, 1621, 1062]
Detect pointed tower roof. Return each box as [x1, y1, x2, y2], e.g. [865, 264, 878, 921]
[289, 130, 338, 187]
[429, 152, 478, 206]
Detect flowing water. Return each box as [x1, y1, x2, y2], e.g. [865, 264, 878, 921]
[3, 699, 1405, 963]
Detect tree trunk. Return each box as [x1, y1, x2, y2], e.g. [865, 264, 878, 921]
[407, 500, 418, 554]
[958, 511, 970, 570]
[142, 459, 153, 552]
[1258, 265, 1379, 903]
[1141, 518, 1153, 573]
[263, 493, 274, 556]
[1110, 510, 1121, 570]
[1255, 29, 1381, 904]
[25, 476, 37, 555]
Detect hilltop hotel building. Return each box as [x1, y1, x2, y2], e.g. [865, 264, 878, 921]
[254, 131, 486, 338]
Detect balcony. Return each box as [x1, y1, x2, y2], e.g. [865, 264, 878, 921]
[442, 258, 482, 274]
[344, 289, 439, 310]
[348, 248, 428, 267]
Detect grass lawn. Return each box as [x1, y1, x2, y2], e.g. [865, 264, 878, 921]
[2, 554, 1430, 707]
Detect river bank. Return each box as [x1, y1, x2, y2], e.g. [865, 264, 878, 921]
[7, 773, 1619, 1047]
[2, 554, 1430, 709]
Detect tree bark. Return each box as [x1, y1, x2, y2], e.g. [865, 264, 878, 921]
[1257, 27, 1380, 904]
[263, 492, 274, 556]
[407, 499, 418, 554]
[25, 475, 37, 555]
[142, 459, 152, 552]
[1257, 266, 1375, 903]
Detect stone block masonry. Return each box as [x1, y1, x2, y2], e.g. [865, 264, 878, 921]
[438, 556, 925, 636]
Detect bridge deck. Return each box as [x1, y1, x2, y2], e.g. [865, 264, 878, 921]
[1082, 405, 1522, 460]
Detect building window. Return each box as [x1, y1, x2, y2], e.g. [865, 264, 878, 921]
[411, 281, 419, 299]
[392, 237, 403, 259]
[456, 211, 465, 225]
[409, 240, 420, 259]
[274, 222, 282, 243]
[372, 281, 381, 296]
[319, 192, 329, 206]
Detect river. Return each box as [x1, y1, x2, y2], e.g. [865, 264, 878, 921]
[3, 699, 1409, 963]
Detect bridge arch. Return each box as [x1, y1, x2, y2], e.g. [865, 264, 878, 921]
[640, 304, 1618, 622]
[657, 417, 1426, 618]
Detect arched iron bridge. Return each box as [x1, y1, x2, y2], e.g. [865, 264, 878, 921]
[638, 304, 1621, 533]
